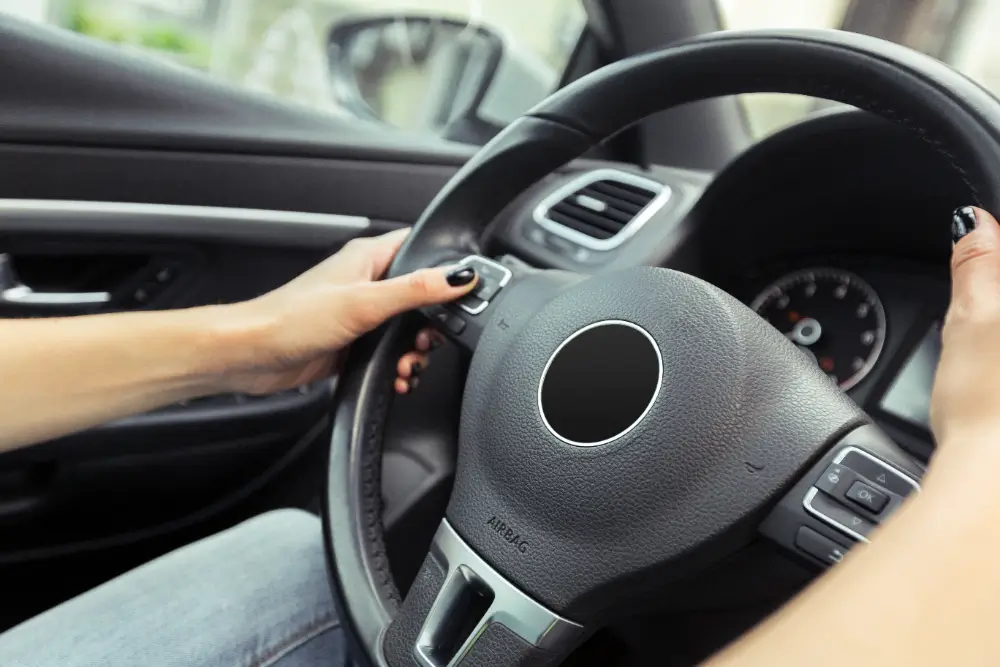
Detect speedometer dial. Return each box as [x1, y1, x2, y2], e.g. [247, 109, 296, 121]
[750, 268, 886, 390]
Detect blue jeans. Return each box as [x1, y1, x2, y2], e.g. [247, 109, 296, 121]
[0, 509, 347, 667]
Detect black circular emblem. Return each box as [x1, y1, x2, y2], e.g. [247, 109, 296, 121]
[538, 321, 662, 446]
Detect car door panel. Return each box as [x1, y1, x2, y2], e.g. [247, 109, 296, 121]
[0, 152, 605, 573]
[0, 10, 575, 629]
[0, 204, 353, 559]
[0, 157, 487, 553]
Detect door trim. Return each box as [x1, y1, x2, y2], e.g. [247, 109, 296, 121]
[0, 199, 372, 247]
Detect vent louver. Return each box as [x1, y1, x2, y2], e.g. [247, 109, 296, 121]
[533, 170, 670, 250]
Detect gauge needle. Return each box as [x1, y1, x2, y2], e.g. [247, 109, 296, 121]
[787, 317, 822, 346]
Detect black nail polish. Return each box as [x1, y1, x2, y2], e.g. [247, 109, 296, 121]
[409, 377, 420, 391]
[953, 206, 978, 243]
[446, 267, 476, 286]
[410, 362, 423, 378]
[430, 338, 443, 350]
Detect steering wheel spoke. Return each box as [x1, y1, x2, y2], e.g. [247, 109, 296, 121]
[381, 521, 584, 667]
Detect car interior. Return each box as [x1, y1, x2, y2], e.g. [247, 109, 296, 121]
[0, 1, 982, 666]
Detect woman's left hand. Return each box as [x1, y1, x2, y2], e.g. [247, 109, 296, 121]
[394, 326, 445, 395]
[217, 228, 476, 395]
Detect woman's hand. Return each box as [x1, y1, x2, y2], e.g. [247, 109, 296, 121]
[218, 229, 476, 395]
[395, 327, 445, 395]
[930, 206, 1000, 449]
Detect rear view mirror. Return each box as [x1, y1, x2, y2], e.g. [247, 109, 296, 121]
[327, 14, 556, 144]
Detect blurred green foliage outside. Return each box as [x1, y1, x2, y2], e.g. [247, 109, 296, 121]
[67, 0, 209, 68]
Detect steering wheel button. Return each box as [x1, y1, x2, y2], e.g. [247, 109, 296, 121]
[846, 481, 889, 513]
[815, 463, 853, 496]
[444, 313, 467, 335]
[453, 256, 512, 315]
[473, 279, 500, 301]
[840, 450, 919, 497]
[795, 526, 852, 566]
[805, 487, 876, 540]
[465, 257, 508, 281]
[457, 294, 488, 315]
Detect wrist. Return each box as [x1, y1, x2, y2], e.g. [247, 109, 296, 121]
[189, 302, 278, 393]
[921, 430, 1000, 499]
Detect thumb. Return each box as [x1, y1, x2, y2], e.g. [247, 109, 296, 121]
[347, 265, 478, 332]
[950, 206, 1000, 319]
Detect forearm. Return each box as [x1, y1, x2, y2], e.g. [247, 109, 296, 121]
[708, 444, 1000, 666]
[0, 306, 254, 452]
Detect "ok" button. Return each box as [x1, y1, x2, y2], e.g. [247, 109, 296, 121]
[846, 481, 889, 513]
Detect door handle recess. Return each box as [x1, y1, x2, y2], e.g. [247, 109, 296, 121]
[0, 254, 110, 307]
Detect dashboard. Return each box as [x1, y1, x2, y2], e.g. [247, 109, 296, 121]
[492, 109, 965, 463]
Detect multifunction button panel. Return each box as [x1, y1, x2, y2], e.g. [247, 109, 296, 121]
[803, 446, 919, 544]
[760, 432, 924, 571]
[425, 255, 513, 344]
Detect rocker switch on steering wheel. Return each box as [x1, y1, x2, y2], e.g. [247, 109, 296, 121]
[759, 426, 924, 570]
[803, 447, 920, 544]
[424, 255, 515, 350]
[454, 255, 513, 315]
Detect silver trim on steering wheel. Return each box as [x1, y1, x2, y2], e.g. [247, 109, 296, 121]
[412, 521, 583, 667]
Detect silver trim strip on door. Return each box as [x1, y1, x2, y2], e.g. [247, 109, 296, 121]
[0, 199, 371, 246]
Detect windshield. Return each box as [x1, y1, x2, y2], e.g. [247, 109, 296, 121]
[718, 0, 1000, 137]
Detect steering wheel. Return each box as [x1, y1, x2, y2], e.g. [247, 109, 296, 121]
[324, 29, 1000, 667]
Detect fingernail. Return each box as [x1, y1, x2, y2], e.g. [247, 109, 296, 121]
[408, 377, 420, 391]
[446, 266, 476, 286]
[410, 361, 423, 377]
[953, 206, 978, 243]
[430, 338, 443, 350]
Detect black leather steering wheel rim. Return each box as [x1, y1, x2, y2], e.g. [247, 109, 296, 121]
[324, 29, 1000, 667]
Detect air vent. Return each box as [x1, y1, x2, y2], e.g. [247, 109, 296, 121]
[532, 169, 670, 251]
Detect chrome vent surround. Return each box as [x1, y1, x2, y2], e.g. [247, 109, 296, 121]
[532, 169, 671, 251]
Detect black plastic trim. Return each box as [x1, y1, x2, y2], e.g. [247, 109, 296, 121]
[0, 417, 330, 565]
[0, 383, 334, 466]
[0, 199, 372, 249]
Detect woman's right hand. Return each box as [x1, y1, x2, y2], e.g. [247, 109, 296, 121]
[930, 206, 1000, 450]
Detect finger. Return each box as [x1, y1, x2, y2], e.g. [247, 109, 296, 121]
[397, 351, 430, 379]
[949, 206, 1000, 320]
[349, 265, 478, 332]
[396, 352, 429, 378]
[393, 360, 427, 394]
[415, 329, 432, 352]
[312, 228, 412, 284]
[415, 327, 443, 352]
[337, 228, 411, 279]
[361, 228, 412, 280]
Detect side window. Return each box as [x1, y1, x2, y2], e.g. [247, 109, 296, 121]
[2, 0, 587, 144]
